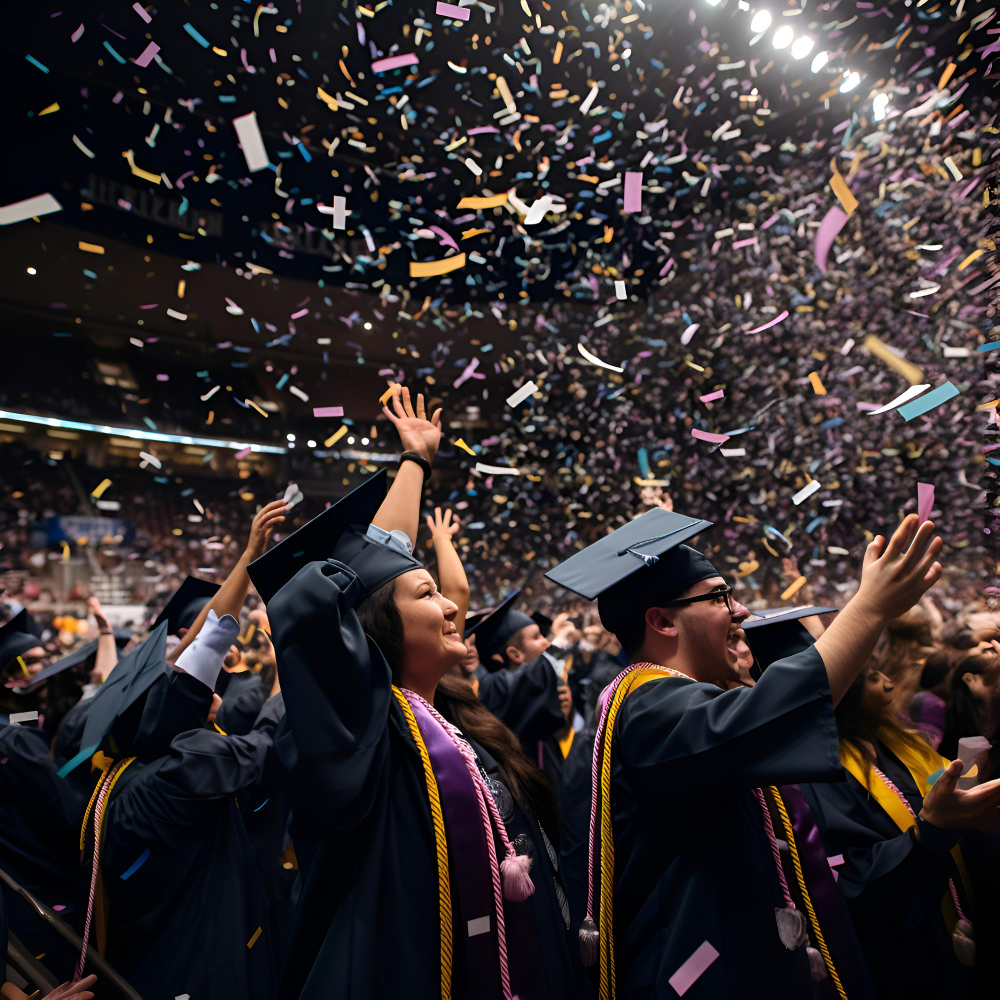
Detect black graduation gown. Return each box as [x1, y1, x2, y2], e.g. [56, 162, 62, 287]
[268, 560, 579, 1000]
[608, 647, 843, 997]
[799, 743, 977, 1000]
[80, 674, 283, 1000]
[557, 729, 596, 939]
[0, 723, 86, 979]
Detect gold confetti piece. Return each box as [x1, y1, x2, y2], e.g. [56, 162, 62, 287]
[61, 541, 71, 561]
[829, 166, 858, 217]
[975, 397, 1000, 410]
[863, 334, 925, 386]
[958, 249, 985, 271]
[324, 424, 349, 447]
[339, 58, 355, 86]
[39, 102, 60, 115]
[553, 41, 563, 64]
[808, 371, 827, 395]
[177, 280, 186, 298]
[461, 227, 491, 239]
[762, 537, 780, 559]
[238, 624, 256, 645]
[17, 657, 30, 679]
[78, 241, 105, 254]
[409, 253, 466, 277]
[457, 193, 509, 209]
[780, 576, 807, 601]
[732, 515, 757, 524]
[379, 383, 400, 405]
[445, 136, 467, 151]
[91, 478, 112, 498]
[496, 76, 516, 112]
[316, 86, 339, 111]
[125, 149, 161, 185]
[247, 926, 262, 949]
[245, 399, 269, 418]
[736, 560, 759, 578]
[937, 62, 957, 90]
[453, 437, 477, 456]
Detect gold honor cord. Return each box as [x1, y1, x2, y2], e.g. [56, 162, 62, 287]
[392, 686, 453, 1000]
[769, 787, 848, 1000]
[80, 757, 137, 851]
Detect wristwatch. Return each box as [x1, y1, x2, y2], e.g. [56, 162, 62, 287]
[399, 450, 432, 482]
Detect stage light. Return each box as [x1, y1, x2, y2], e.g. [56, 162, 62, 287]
[840, 71, 861, 93]
[347, 436, 355, 444]
[810, 50, 829, 72]
[361, 437, 370, 445]
[287, 433, 296, 441]
[772, 25, 793, 49]
[26, 267, 36, 275]
[307, 439, 317, 448]
[364, 322, 373, 330]
[873, 93, 890, 120]
[750, 10, 772, 33]
[790, 36, 814, 59]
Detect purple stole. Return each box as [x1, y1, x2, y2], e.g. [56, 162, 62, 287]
[407, 696, 502, 1000]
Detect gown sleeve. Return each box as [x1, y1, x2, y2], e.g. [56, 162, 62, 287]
[799, 773, 956, 907]
[477, 655, 565, 751]
[265, 559, 392, 830]
[216, 674, 267, 735]
[617, 645, 843, 795]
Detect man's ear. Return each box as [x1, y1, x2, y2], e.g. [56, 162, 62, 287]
[505, 644, 526, 665]
[645, 607, 678, 639]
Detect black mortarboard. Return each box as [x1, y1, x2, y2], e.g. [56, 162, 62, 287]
[80, 623, 170, 751]
[531, 611, 554, 637]
[152, 576, 220, 635]
[464, 609, 491, 633]
[466, 589, 537, 669]
[742, 605, 838, 681]
[545, 509, 716, 638]
[23, 639, 99, 687]
[0, 611, 45, 671]
[248, 470, 422, 604]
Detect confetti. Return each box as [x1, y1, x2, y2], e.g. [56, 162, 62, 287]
[371, 54, 419, 73]
[669, 942, 719, 997]
[865, 384, 931, 414]
[8, 711, 39, 726]
[577, 343, 624, 373]
[0, 193, 62, 226]
[232, 112, 270, 172]
[791, 479, 821, 506]
[453, 437, 477, 456]
[436, 2, 470, 20]
[120, 848, 151, 879]
[139, 452, 162, 469]
[897, 382, 961, 422]
[808, 372, 827, 395]
[313, 407, 344, 418]
[324, 425, 349, 448]
[691, 429, 731, 445]
[623, 171, 643, 213]
[917, 483, 935, 525]
[862, 335, 925, 386]
[90, 478, 112, 498]
[829, 167, 859, 217]
[745, 310, 789, 335]
[814, 206, 848, 275]
[475, 463, 521, 476]
[247, 926, 262, 949]
[506, 381, 538, 408]
[410, 254, 466, 277]
[780, 576, 808, 601]
[245, 399, 269, 418]
[135, 42, 160, 69]
[133, 3, 152, 23]
[700, 390, 725, 403]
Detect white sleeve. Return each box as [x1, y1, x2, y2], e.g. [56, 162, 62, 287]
[365, 522, 414, 555]
[174, 609, 240, 690]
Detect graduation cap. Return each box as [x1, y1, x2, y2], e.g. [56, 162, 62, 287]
[248, 470, 422, 604]
[152, 576, 220, 635]
[21, 639, 99, 689]
[0, 610, 46, 676]
[465, 589, 537, 669]
[531, 611, 554, 638]
[79, 622, 171, 751]
[545, 508, 716, 639]
[464, 609, 491, 633]
[742, 605, 838, 681]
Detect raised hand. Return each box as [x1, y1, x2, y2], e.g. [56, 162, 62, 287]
[854, 514, 943, 622]
[551, 612, 581, 647]
[87, 596, 110, 633]
[919, 759, 1000, 831]
[246, 500, 291, 561]
[382, 385, 443, 463]
[425, 506, 460, 544]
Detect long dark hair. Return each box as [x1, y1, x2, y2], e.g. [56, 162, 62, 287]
[357, 578, 560, 839]
[835, 667, 923, 787]
[941, 654, 996, 759]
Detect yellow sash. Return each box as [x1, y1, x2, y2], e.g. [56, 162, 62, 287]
[839, 731, 974, 928]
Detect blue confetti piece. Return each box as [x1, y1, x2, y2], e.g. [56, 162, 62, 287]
[120, 848, 150, 880]
[26, 54, 49, 74]
[103, 41, 127, 65]
[143, 416, 157, 431]
[926, 767, 945, 788]
[253, 798, 270, 813]
[56, 743, 99, 779]
[897, 381, 961, 422]
[183, 22, 210, 48]
[276, 373, 289, 390]
[297, 143, 312, 163]
[977, 340, 1000, 353]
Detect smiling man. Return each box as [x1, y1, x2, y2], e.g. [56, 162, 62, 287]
[547, 507, 943, 1000]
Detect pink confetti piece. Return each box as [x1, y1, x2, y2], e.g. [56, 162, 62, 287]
[155, 374, 169, 382]
[700, 389, 725, 403]
[313, 406, 344, 418]
[623, 171, 643, 213]
[732, 237, 758, 250]
[467, 126, 499, 135]
[436, 1, 471, 19]
[371, 53, 419, 73]
[691, 429, 730, 444]
[745, 310, 789, 335]
[234, 447, 252, 459]
[680, 323, 700, 346]
[134, 41, 160, 68]
[133, 2, 151, 23]
[112, 91, 124, 104]
[71, 23, 85, 42]
[669, 941, 719, 997]
[917, 482, 934, 524]
[290, 308, 309, 320]
[814, 206, 848, 275]
[759, 213, 779, 230]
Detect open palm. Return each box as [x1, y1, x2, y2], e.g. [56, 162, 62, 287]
[383, 385, 443, 462]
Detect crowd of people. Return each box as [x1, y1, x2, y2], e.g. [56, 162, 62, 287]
[1, 387, 997, 1000]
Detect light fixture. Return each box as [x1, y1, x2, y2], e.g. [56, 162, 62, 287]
[704, 0, 722, 6]
[287, 433, 296, 441]
[26, 267, 36, 275]
[750, 10, 772, 33]
[361, 437, 370, 445]
[364, 321, 373, 330]
[810, 50, 829, 72]
[288, 441, 295, 448]
[347, 436, 355, 444]
[840, 71, 861, 93]
[772, 25, 794, 49]
[790, 36, 814, 59]
[872, 93, 890, 120]
[307, 439, 317, 448]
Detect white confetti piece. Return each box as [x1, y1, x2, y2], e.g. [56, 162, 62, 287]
[139, 452, 162, 469]
[506, 380, 538, 407]
[865, 384, 930, 414]
[577, 342, 624, 372]
[791, 479, 822, 505]
[0, 193, 63, 226]
[232, 111, 270, 172]
[475, 463, 521, 476]
[9, 711, 40, 725]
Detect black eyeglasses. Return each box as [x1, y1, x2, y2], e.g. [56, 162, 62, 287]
[664, 586, 736, 615]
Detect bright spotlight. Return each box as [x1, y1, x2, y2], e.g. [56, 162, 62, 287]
[750, 10, 772, 32]
[307, 439, 317, 448]
[873, 93, 890, 121]
[791, 36, 814, 59]
[810, 50, 829, 73]
[347, 436, 355, 444]
[361, 437, 370, 445]
[364, 322, 373, 330]
[840, 71, 861, 93]
[287, 433, 296, 441]
[772, 25, 794, 49]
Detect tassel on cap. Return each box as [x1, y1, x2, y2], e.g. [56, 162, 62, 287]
[500, 849, 534, 902]
[579, 915, 599, 968]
